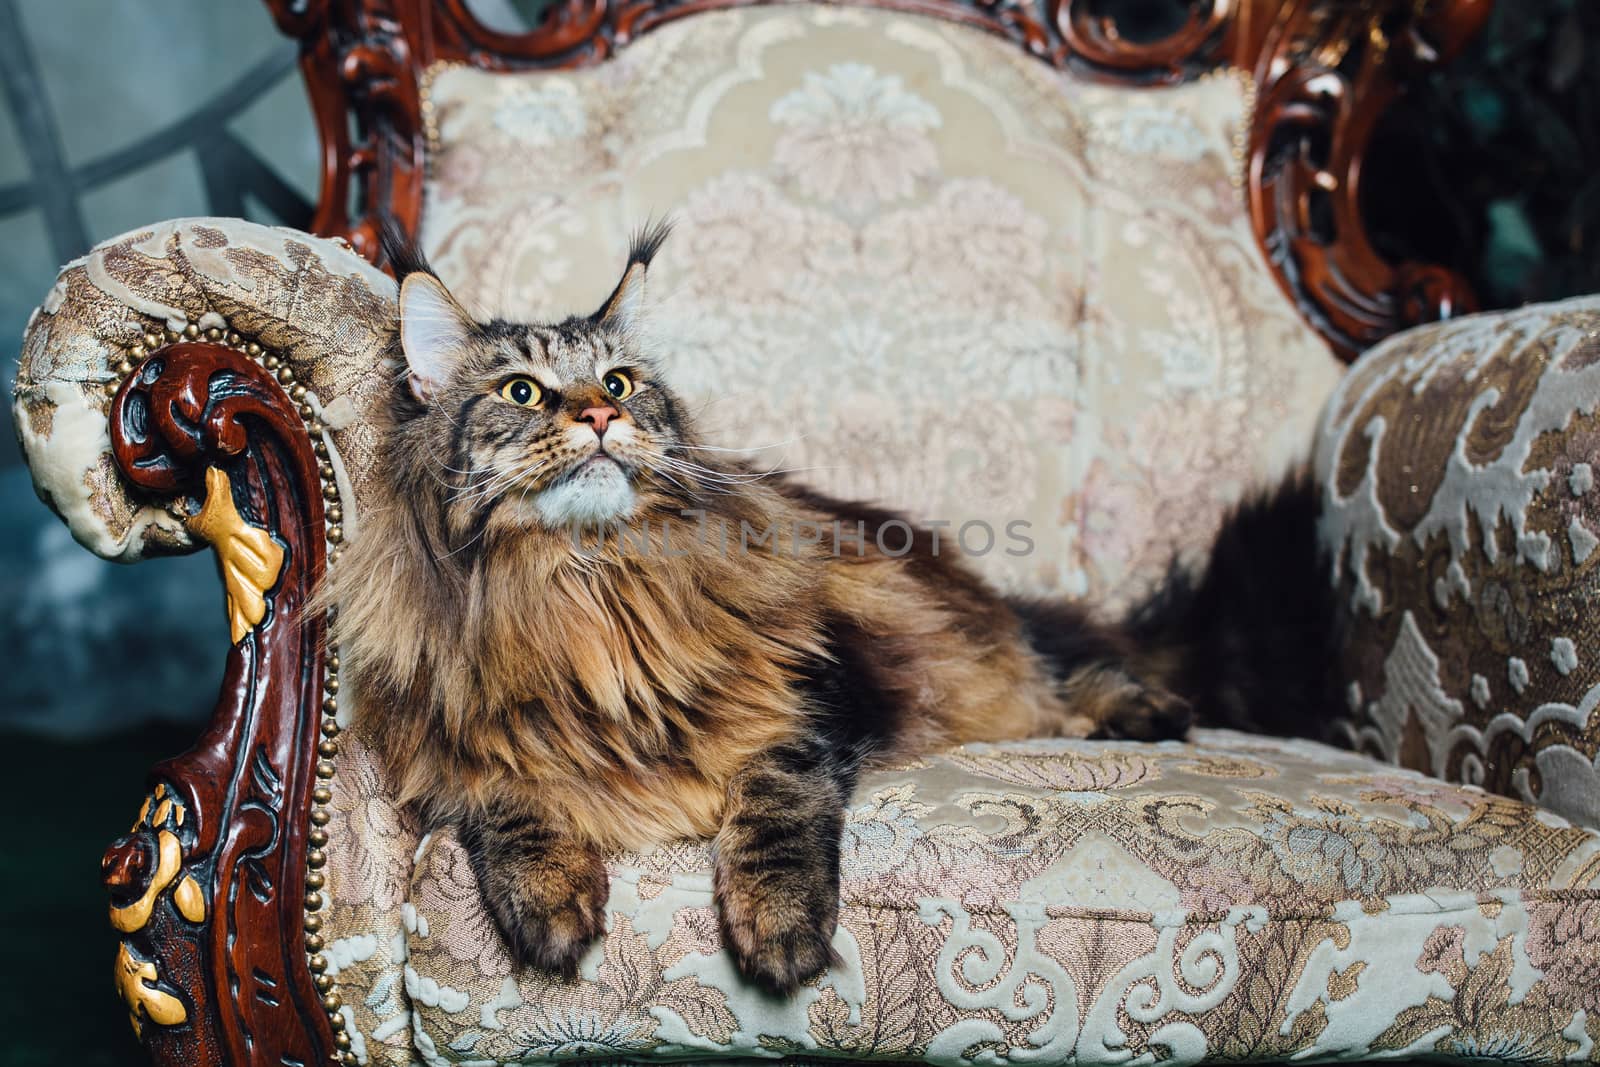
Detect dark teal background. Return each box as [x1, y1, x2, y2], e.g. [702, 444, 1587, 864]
[0, 1, 1591, 1064]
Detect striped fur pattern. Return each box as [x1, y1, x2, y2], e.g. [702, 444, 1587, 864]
[326, 223, 1192, 993]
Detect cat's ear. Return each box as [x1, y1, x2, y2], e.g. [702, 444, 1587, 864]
[399, 273, 475, 403]
[593, 218, 672, 334]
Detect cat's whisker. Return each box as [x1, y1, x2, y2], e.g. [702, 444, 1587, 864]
[433, 458, 550, 560]
[630, 450, 704, 491]
[449, 457, 547, 507]
[668, 448, 837, 482]
[424, 456, 481, 488]
[451, 469, 543, 510]
[423, 467, 460, 492]
[679, 434, 806, 454]
[652, 452, 809, 487]
[680, 389, 767, 422]
[652, 469, 759, 494]
[644, 464, 715, 499]
[750, 463, 837, 479]
[425, 453, 497, 495]
[643, 454, 759, 493]
[439, 458, 504, 496]
[437, 457, 499, 484]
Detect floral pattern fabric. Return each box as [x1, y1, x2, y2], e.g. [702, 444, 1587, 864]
[1314, 296, 1600, 829]
[421, 4, 1343, 608]
[394, 729, 1600, 1066]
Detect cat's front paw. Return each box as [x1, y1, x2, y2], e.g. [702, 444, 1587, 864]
[714, 856, 840, 995]
[476, 847, 609, 980]
[1098, 680, 1194, 741]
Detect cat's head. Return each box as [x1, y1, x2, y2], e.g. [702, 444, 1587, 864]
[385, 221, 700, 534]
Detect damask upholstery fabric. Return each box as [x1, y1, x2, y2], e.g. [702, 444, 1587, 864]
[1315, 296, 1600, 829]
[350, 728, 1600, 1066]
[420, 3, 1344, 608]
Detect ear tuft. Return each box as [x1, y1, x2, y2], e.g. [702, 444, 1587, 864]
[594, 217, 673, 333]
[381, 216, 435, 283]
[399, 273, 475, 403]
[628, 217, 673, 269]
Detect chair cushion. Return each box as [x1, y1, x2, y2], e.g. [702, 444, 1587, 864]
[1316, 295, 1600, 828]
[322, 729, 1600, 1065]
[420, 3, 1344, 609]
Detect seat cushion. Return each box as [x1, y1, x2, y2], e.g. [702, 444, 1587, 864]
[420, 3, 1344, 610]
[335, 729, 1600, 1066]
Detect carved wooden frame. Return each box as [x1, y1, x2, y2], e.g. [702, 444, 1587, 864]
[266, 0, 1490, 361]
[100, 335, 350, 1066]
[94, 4, 1492, 1067]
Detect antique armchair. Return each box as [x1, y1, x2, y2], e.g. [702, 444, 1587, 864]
[14, 1, 1600, 1066]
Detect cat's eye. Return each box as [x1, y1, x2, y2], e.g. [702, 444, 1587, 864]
[499, 376, 543, 407]
[602, 370, 634, 401]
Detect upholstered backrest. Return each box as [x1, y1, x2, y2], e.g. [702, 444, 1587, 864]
[420, 4, 1344, 606]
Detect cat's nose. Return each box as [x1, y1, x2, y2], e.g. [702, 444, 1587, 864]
[578, 406, 618, 435]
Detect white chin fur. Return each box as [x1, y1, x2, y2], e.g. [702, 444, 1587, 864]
[533, 460, 637, 528]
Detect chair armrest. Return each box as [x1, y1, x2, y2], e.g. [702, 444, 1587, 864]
[14, 217, 395, 561]
[1316, 295, 1600, 827]
[13, 218, 397, 1067]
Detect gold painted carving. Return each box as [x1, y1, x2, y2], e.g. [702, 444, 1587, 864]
[111, 785, 206, 933]
[173, 871, 206, 923]
[111, 785, 206, 1037]
[115, 942, 188, 1036]
[108, 829, 180, 933]
[186, 466, 285, 643]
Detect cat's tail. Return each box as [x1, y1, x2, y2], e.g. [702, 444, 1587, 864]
[1123, 469, 1343, 739]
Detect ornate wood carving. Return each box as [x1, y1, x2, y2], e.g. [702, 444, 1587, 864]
[100, 341, 343, 1067]
[1243, 0, 1491, 356]
[267, 0, 1491, 360]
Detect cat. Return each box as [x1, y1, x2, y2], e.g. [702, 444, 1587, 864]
[325, 221, 1324, 995]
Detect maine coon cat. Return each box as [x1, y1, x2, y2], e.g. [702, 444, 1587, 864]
[327, 223, 1326, 995]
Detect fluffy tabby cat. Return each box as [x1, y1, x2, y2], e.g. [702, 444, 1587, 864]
[328, 223, 1328, 995]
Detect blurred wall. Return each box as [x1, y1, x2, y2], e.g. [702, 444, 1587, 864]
[0, 0, 317, 736]
[1368, 0, 1600, 310]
